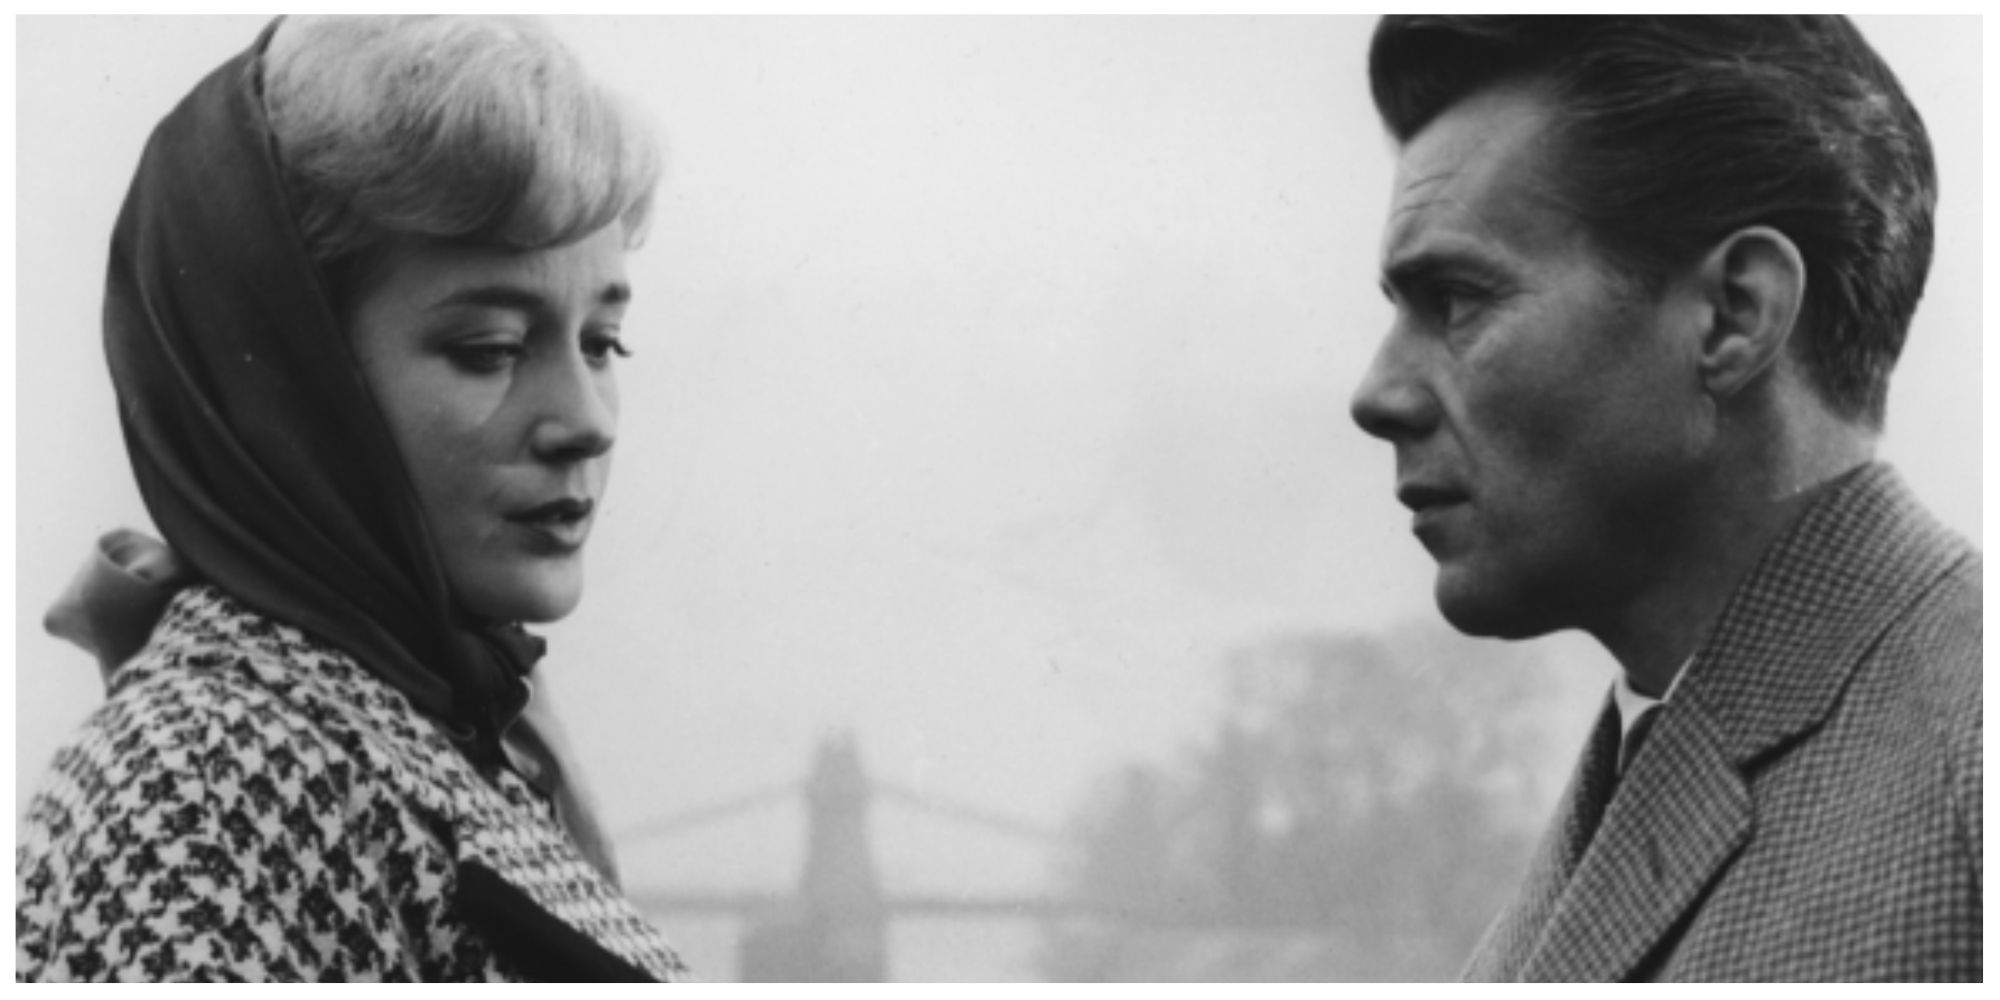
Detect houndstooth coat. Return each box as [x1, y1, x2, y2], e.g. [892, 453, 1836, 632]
[16, 586, 692, 982]
[1464, 463, 1981, 981]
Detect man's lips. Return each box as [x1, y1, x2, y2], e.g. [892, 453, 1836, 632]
[1396, 483, 1468, 513]
[1399, 483, 1466, 549]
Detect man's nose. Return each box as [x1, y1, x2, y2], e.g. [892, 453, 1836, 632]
[529, 353, 617, 462]
[1349, 328, 1439, 442]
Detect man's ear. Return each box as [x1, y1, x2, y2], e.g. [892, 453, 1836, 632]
[1694, 226, 1806, 400]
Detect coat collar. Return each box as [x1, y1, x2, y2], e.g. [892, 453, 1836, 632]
[134, 586, 690, 982]
[302, 641, 692, 982]
[1500, 463, 1970, 981]
[1674, 463, 1968, 770]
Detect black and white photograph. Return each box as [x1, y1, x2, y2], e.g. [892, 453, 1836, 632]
[13, 15, 1982, 981]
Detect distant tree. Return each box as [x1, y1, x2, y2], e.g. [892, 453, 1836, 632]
[1041, 620, 1585, 981]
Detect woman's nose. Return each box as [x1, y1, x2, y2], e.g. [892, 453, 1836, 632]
[529, 353, 617, 461]
[1349, 329, 1439, 442]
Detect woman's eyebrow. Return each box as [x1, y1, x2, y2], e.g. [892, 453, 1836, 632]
[430, 285, 547, 313]
[429, 281, 631, 312]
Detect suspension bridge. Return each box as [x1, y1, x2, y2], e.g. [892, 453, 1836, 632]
[618, 733, 1100, 981]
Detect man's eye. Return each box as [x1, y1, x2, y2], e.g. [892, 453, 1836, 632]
[446, 341, 525, 374]
[1425, 285, 1486, 328]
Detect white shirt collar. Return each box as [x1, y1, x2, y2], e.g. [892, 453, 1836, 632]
[1613, 657, 1691, 740]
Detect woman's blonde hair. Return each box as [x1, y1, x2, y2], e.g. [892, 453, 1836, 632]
[263, 16, 661, 302]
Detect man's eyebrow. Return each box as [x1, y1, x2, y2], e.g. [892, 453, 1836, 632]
[1381, 249, 1503, 300]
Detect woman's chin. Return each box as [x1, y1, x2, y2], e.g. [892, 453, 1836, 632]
[456, 566, 585, 625]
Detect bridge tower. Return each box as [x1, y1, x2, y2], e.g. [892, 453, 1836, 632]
[738, 733, 887, 980]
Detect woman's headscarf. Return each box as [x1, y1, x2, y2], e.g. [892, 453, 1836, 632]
[104, 21, 538, 768]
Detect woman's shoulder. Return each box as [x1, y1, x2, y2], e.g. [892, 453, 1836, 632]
[15, 585, 509, 981]
[110, 585, 452, 767]
[34, 584, 483, 824]
[25, 589, 344, 812]
[50, 587, 372, 782]
[19, 585, 410, 847]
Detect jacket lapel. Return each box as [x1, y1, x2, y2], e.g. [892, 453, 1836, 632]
[1509, 464, 1967, 981]
[453, 860, 655, 981]
[347, 679, 688, 981]
[1462, 701, 1620, 981]
[442, 762, 690, 982]
[1520, 702, 1751, 981]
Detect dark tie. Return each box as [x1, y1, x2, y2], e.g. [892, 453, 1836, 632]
[1567, 705, 1624, 870]
[1618, 705, 1662, 776]
[1568, 702, 1663, 871]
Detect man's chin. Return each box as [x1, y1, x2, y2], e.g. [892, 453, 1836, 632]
[1434, 577, 1558, 641]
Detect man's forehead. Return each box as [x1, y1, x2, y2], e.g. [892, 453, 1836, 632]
[1380, 85, 1572, 268]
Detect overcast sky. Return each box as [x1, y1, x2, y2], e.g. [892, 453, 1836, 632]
[12, 16, 1981, 979]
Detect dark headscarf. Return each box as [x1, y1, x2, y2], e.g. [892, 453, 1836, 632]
[105, 20, 537, 767]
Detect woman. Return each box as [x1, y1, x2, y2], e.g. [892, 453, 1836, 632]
[16, 16, 690, 981]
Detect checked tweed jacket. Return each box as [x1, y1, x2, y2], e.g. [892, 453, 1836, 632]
[16, 586, 692, 982]
[1464, 463, 1981, 981]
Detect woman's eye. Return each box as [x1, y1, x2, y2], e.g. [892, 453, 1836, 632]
[583, 330, 633, 367]
[445, 341, 525, 374]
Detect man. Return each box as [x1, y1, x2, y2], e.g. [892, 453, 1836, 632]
[1349, 17, 1979, 981]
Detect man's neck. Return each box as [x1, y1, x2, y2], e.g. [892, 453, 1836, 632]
[1595, 418, 1876, 697]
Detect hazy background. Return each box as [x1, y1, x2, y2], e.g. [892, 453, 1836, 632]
[13, 16, 1980, 981]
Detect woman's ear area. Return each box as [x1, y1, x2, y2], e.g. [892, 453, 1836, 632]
[1691, 225, 1807, 400]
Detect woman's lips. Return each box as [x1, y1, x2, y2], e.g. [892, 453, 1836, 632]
[507, 497, 595, 552]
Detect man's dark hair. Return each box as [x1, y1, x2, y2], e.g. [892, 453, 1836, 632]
[1370, 16, 1935, 427]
